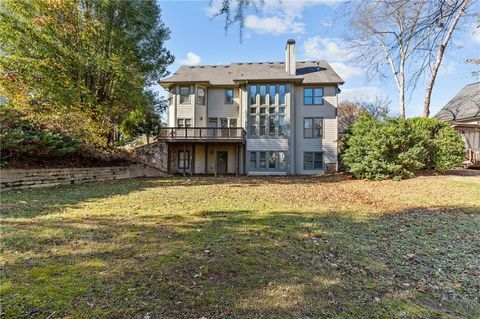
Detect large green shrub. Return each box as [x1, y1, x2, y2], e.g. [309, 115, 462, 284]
[341, 114, 465, 180]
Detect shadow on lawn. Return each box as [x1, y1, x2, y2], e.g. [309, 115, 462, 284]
[0, 174, 351, 219]
[2, 206, 479, 318]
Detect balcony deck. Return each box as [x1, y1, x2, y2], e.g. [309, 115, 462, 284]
[157, 127, 246, 144]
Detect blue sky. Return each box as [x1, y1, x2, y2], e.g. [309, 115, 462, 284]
[156, 0, 479, 117]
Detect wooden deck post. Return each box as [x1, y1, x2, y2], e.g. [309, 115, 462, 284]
[214, 147, 217, 177]
[191, 144, 195, 176]
[235, 145, 239, 177]
[205, 144, 208, 174]
[183, 143, 186, 177]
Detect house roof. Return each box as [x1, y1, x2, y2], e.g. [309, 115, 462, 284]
[159, 60, 344, 87]
[435, 82, 480, 122]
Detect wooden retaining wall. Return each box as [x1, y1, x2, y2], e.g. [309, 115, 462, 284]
[0, 164, 166, 191]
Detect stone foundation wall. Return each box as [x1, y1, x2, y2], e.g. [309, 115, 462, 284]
[134, 141, 169, 172]
[1, 164, 165, 191]
[325, 163, 338, 174]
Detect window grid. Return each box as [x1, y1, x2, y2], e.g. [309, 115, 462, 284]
[178, 151, 190, 169]
[304, 87, 324, 105]
[303, 152, 323, 170]
[303, 117, 323, 138]
[179, 86, 190, 104]
[248, 84, 287, 138]
[249, 151, 287, 171]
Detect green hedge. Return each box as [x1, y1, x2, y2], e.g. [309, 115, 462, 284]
[341, 114, 465, 180]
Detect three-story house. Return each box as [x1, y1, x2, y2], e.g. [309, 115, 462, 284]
[158, 39, 344, 175]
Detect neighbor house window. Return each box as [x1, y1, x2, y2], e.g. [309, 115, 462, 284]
[279, 84, 286, 105]
[197, 87, 205, 105]
[225, 88, 234, 104]
[259, 85, 267, 104]
[304, 152, 323, 170]
[304, 87, 323, 105]
[269, 84, 276, 105]
[177, 118, 192, 127]
[178, 151, 190, 169]
[180, 86, 190, 104]
[304, 118, 323, 138]
[250, 85, 257, 105]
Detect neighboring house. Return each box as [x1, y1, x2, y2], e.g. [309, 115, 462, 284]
[435, 82, 480, 168]
[158, 39, 344, 175]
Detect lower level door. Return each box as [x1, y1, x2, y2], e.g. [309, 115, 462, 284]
[216, 151, 228, 174]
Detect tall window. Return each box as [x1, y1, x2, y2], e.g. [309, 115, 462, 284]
[278, 115, 286, 136]
[304, 87, 324, 105]
[269, 116, 276, 135]
[304, 118, 323, 138]
[180, 86, 190, 104]
[268, 85, 276, 105]
[249, 152, 257, 169]
[197, 87, 205, 105]
[177, 118, 192, 127]
[279, 85, 286, 105]
[304, 152, 323, 170]
[259, 85, 267, 104]
[249, 115, 257, 137]
[225, 88, 234, 104]
[278, 152, 286, 170]
[269, 152, 276, 168]
[178, 151, 190, 169]
[250, 85, 257, 105]
[259, 152, 267, 168]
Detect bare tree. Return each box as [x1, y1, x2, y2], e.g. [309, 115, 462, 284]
[423, 0, 471, 117]
[348, 0, 473, 118]
[338, 96, 391, 133]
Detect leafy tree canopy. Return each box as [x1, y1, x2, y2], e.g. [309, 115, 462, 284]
[0, 0, 174, 149]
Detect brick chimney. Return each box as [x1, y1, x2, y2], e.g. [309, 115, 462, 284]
[285, 39, 296, 75]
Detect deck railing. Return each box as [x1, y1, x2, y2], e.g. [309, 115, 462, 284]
[157, 127, 246, 143]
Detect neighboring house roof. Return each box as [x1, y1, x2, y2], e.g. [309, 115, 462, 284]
[435, 82, 480, 122]
[159, 60, 344, 87]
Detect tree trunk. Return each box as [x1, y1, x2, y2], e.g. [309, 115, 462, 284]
[423, 0, 469, 118]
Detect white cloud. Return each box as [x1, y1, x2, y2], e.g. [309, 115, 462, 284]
[302, 36, 361, 79]
[330, 62, 363, 80]
[339, 86, 382, 102]
[303, 36, 354, 61]
[245, 15, 305, 34]
[180, 52, 201, 66]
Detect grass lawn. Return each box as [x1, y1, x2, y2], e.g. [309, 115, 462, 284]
[1, 175, 479, 318]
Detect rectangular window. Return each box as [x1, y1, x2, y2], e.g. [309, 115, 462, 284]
[279, 85, 286, 105]
[197, 87, 205, 105]
[178, 151, 189, 169]
[225, 88, 234, 104]
[249, 152, 257, 169]
[259, 152, 267, 168]
[304, 152, 323, 170]
[304, 118, 323, 138]
[269, 116, 276, 135]
[259, 85, 267, 105]
[304, 87, 324, 105]
[269, 152, 276, 169]
[259, 115, 267, 136]
[278, 115, 286, 136]
[250, 106, 257, 114]
[278, 152, 286, 170]
[249, 115, 257, 137]
[180, 86, 190, 104]
[269, 85, 276, 105]
[177, 118, 192, 127]
[250, 85, 257, 105]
